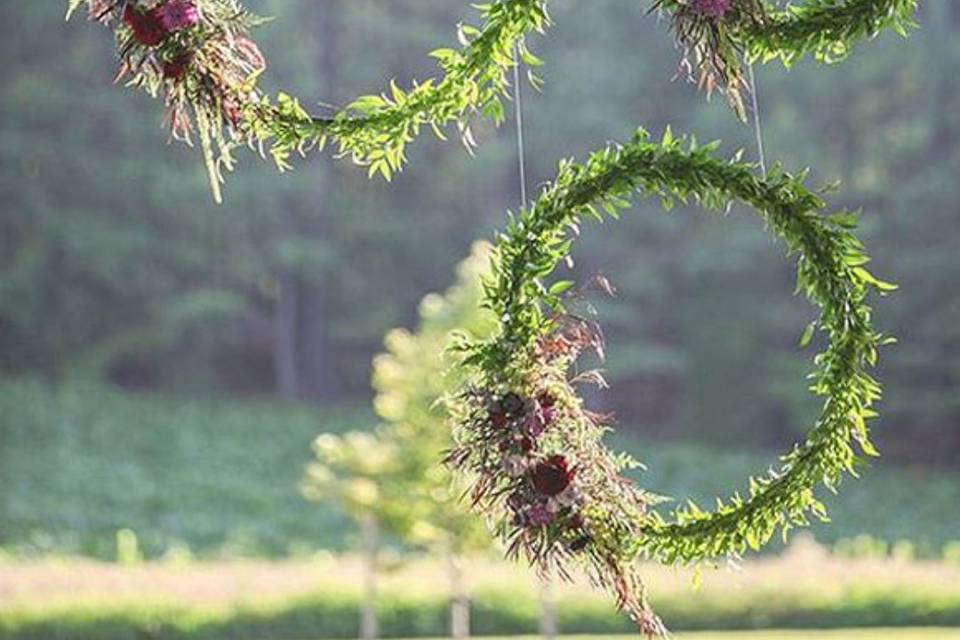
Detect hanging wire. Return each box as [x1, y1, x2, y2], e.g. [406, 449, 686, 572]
[747, 62, 767, 177]
[513, 42, 529, 209]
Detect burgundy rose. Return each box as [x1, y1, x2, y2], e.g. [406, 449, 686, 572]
[531, 455, 575, 497]
[489, 410, 508, 429]
[537, 391, 556, 409]
[692, 0, 732, 19]
[156, 0, 200, 32]
[519, 436, 534, 453]
[528, 503, 554, 526]
[122, 3, 167, 47]
[526, 412, 547, 438]
[162, 51, 193, 81]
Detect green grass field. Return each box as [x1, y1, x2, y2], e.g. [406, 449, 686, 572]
[450, 633, 960, 640]
[2, 377, 960, 559]
[3, 553, 959, 640]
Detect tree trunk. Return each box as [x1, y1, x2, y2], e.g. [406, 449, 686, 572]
[539, 578, 558, 640]
[274, 273, 299, 398]
[298, 280, 328, 399]
[925, 0, 951, 149]
[360, 514, 379, 640]
[447, 551, 470, 639]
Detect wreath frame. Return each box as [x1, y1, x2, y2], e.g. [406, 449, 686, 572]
[446, 128, 895, 631]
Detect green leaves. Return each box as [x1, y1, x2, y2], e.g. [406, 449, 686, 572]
[254, 0, 550, 177]
[743, 0, 919, 65]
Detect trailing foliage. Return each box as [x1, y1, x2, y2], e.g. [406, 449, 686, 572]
[447, 127, 894, 632]
[652, 0, 918, 117]
[249, 3, 549, 178]
[68, 0, 549, 197]
[66, 0, 917, 194]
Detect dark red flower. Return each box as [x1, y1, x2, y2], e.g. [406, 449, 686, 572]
[122, 3, 167, 47]
[519, 436, 534, 453]
[156, 0, 199, 32]
[162, 51, 193, 81]
[489, 410, 508, 429]
[692, 0, 732, 19]
[537, 391, 556, 408]
[528, 503, 554, 526]
[531, 455, 575, 497]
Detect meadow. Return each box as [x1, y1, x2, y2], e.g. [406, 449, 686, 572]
[2, 378, 959, 560]
[3, 379, 959, 639]
[444, 633, 960, 639]
[2, 545, 959, 639]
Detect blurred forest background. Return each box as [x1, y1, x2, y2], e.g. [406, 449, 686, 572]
[1, 0, 959, 565]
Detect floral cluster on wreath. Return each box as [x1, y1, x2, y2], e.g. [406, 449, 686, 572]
[448, 307, 667, 634]
[73, 0, 267, 201]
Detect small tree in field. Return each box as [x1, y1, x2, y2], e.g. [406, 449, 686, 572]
[302, 431, 401, 640]
[304, 242, 495, 639]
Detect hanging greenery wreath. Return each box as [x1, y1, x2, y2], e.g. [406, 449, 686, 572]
[68, 0, 915, 199]
[445, 128, 896, 635]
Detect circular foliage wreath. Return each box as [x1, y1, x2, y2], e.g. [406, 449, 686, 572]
[69, 0, 916, 199]
[445, 129, 896, 635]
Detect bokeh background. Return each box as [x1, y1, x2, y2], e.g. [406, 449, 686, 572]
[1, 1, 958, 639]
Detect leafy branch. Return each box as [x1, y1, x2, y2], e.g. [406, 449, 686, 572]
[248, 0, 549, 178]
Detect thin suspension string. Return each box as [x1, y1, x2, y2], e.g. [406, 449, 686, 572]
[747, 62, 767, 177]
[513, 42, 529, 209]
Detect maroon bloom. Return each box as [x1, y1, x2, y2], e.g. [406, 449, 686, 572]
[528, 503, 554, 526]
[122, 3, 166, 47]
[537, 391, 556, 409]
[162, 51, 193, 81]
[489, 410, 508, 429]
[156, 0, 200, 32]
[519, 436, 534, 453]
[692, 0, 732, 19]
[529, 392, 557, 436]
[531, 455, 575, 497]
[525, 412, 546, 438]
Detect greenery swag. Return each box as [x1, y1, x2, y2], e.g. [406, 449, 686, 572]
[69, 0, 915, 198]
